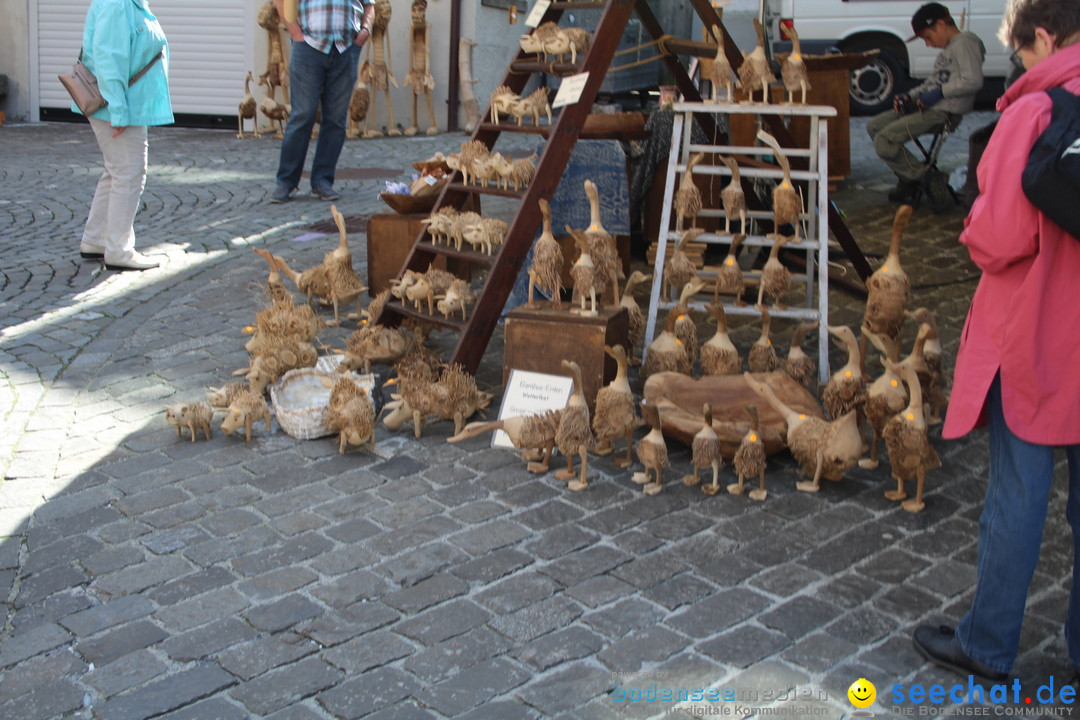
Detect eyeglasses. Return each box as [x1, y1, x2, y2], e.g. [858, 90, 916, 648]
[1009, 49, 1024, 66]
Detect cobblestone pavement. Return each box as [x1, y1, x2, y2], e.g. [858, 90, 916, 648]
[2, 115, 1077, 720]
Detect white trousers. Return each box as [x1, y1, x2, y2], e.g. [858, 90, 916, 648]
[82, 118, 149, 255]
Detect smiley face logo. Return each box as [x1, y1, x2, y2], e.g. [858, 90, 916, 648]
[848, 678, 876, 709]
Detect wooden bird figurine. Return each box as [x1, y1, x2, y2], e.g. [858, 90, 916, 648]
[738, 18, 775, 104]
[324, 205, 367, 325]
[701, 303, 741, 376]
[863, 205, 913, 345]
[909, 307, 947, 424]
[685, 403, 724, 494]
[674, 152, 705, 231]
[780, 26, 811, 105]
[720, 157, 747, 234]
[528, 198, 564, 309]
[744, 372, 862, 493]
[567, 226, 599, 317]
[708, 25, 736, 103]
[665, 227, 704, 302]
[620, 270, 652, 363]
[783, 321, 819, 390]
[757, 235, 792, 310]
[729, 405, 767, 500]
[641, 310, 691, 383]
[448, 410, 562, 474]
[238, 71, 257, 138]
[554, 360, 595, 492]
[859, 329, 908, 470]
[748, 307, 779, 373]
[757, 130, 802, 241]
[673, 279, 706, 368]
[713, 232, 746, 305]
[632, 399, 669, 496]
[822, 325, 868, 428]
[883, 360, 941, 512]
[584, 180, 620, 306]
[592, 345, 638, 468]
[900, 321, 943, 425]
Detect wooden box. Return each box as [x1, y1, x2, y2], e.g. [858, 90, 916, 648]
[504, 302, 629, 413]
[366, 212, 470, 296]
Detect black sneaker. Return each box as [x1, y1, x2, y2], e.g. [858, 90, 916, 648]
[270, 186, 297, 204]
[311, 186, 341, 201]
[887, 180, 920, 203]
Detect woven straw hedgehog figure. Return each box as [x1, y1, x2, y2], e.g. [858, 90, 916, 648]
[164, 402, 214, 442]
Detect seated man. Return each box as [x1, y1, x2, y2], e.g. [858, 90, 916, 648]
[867, 2, 986, 203]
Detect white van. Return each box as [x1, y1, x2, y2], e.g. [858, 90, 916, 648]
[767, 0, 1012, 114]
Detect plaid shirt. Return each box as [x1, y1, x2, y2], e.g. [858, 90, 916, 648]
[298, 0, 371, 54]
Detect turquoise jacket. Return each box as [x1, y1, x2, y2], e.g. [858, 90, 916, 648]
[78, 0, 173, 127]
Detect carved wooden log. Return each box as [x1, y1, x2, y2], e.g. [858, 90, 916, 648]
[642, 371, 824, 457]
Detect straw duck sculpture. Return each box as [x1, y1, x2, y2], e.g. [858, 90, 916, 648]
[665, 227, 704, 302]
[685, 403, 724, 495]
[448, 409, 561, 475]
[744, 372, 861, 493]
[257, 75, 289, 139]
[324, 205, 367, 325]
[738, 19, 775, 104]
[554, 360, 595, 492]
[720, 157, 747, 234]
[782, 321, 818, 390]
[758, 130, 803, 241]
[632, 399, 669, 496]
[757, 235, 792, 310]
[700, 303, 741, 376]
[252, 246, 292, 305]
[238, 72, 257, 138]
[674, 279, 706, 368]
[326, 376, 376, 454]
[729, 404, 768, 500]
[883, 360, 941, 512]
[859, 330, 909, 470]
[709, 25, 736, 103]
[584, 179, 620, 305]
[822, 325, 867, 424]
[528, 198, 564, 309]
[642, 310, 692, 382]
[780, 26, 811, 105]
[567, 226, 599, 317]
[748, 308, 779, 373]
[592, 345, 638, 468]
[272, 254, 330, 311]
[674, 152, 705, 231]
[620, 271, 652, 363]
[713, 233, 746, 305]
[909, 307, 947, 424]
[863, 205, 913, 344]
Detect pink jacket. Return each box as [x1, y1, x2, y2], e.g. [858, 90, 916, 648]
[944, 42, 1080, 444]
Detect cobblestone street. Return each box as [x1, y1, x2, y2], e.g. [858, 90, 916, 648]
[1, 114, 1077, 720]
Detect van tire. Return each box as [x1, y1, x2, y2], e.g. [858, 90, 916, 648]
[845, 43, 911, 115]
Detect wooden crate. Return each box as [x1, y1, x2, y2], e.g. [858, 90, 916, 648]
[366, 213, 470, 296]
[504, 302, 629, 413]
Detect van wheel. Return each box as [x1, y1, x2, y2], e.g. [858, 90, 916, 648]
[846, 44, 911, 115]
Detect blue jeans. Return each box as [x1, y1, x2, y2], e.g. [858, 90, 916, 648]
[956, 374, 1080, 673]
[275, 40, 358, 192]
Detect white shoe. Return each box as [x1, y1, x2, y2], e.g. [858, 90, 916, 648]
[105, 250, 160, 271]
[80, 243, 106, 259]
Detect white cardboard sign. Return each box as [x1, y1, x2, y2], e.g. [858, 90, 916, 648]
[552, 72, 589, 109]
[525, 0, 551, 28]
[492, 369, 573, 449]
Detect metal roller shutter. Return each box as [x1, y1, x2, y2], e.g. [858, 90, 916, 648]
[38, 0, 253, 116]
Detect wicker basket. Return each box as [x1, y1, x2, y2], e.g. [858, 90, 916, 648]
[269, 362, 381, 440]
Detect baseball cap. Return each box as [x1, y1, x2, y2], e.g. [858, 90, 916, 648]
[907, 2, 952, 41]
